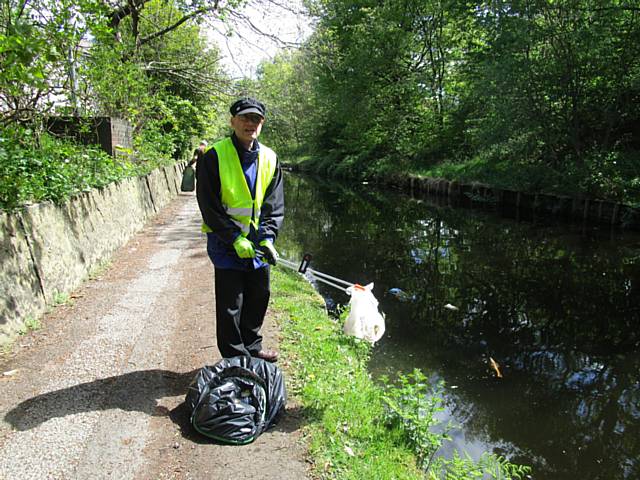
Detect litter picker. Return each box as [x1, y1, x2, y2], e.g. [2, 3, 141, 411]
[277, 254, 355, 293]
[256, 250, 355, 293]
[260, 252, 386, 344]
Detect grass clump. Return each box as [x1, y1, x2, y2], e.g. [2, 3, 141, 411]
[18, 316, 41, 335]
[271, 268, 531, 479]
[1, 315, 42, 355]
[89, 259, 112, 280]
[52, 291, 71, 306]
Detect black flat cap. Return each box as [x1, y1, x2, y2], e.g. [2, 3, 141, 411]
[230, 97, 266, 118]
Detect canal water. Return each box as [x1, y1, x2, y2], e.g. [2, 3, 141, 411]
[278, 173, 640, 480]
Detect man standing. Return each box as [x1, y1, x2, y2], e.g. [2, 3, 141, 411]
[196, 97, 284, 362]
[188, 140, 208, 167]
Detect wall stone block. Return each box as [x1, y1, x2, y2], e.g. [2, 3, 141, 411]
[0, 212, 46, 335]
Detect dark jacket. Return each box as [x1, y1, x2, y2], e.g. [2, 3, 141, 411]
[195, 134, 284, 270]
[188, 148, 204, 167]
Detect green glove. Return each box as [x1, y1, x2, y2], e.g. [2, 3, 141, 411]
[257, 239, 279, 266]
[233, 236, 256, 259]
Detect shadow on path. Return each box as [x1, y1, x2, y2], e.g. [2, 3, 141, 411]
[4, 369, 198, 431]
[5, 368, 311, 443]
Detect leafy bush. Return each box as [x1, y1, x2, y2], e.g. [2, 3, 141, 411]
[577, 149, 640, 202]
[381, 370, 449, 471]
[0, 124, 148, 210]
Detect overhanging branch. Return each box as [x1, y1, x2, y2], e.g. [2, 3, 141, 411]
[108, 0, 150, 31]
[138, 1, 220, 47]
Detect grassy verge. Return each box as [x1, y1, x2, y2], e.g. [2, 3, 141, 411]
[271, 268, 424, 479]
[271, 267, 531, 480]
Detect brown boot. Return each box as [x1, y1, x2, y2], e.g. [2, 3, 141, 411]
[254, 349, 278, 362]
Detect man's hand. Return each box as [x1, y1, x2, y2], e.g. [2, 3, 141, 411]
[233, 236, 256, 259]
[257, 239, 279, 266]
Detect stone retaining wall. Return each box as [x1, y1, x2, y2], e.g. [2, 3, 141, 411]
[0, 163, 185, 345]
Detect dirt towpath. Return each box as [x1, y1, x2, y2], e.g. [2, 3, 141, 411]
[0, 193, 310, 480]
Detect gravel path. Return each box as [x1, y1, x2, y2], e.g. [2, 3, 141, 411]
[0, 194, 309, 480]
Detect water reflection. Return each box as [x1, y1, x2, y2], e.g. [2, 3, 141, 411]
[279, 173, 640, 479]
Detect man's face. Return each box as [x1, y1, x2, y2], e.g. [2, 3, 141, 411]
[230, 113, 264, 145]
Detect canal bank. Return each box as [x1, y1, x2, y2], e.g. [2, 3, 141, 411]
[283, 164, 640, 230]
[271, 267, 530, 479]
[271, 268, 424, 479]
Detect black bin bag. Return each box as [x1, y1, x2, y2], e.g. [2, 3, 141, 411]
[180, 165, 195, 192]
[185, 356, 287, 444]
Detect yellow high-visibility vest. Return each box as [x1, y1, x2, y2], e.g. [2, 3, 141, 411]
[202, 137, 277, 236]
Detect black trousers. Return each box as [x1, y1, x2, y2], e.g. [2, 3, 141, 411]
[213, 266, 270, 358]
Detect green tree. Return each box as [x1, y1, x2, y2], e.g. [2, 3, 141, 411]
[0, 0, 237, 207]
[75, 0, 232, 160]
[464, 1, 640, 198]
[269, 0, 640, 202]
[252, 49, 323, 158]
[276, 0, 473, 176]
[0, 0, 96, 123]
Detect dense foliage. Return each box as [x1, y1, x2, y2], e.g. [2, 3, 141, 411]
[0, 125, 140, 209]
[255, 1, 640, 204]
[0, 0, 235, 209]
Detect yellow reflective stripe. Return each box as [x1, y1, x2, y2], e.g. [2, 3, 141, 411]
[201, 220, 248, 234]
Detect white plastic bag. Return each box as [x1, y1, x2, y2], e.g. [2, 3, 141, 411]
[343, 283, 385, 344]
